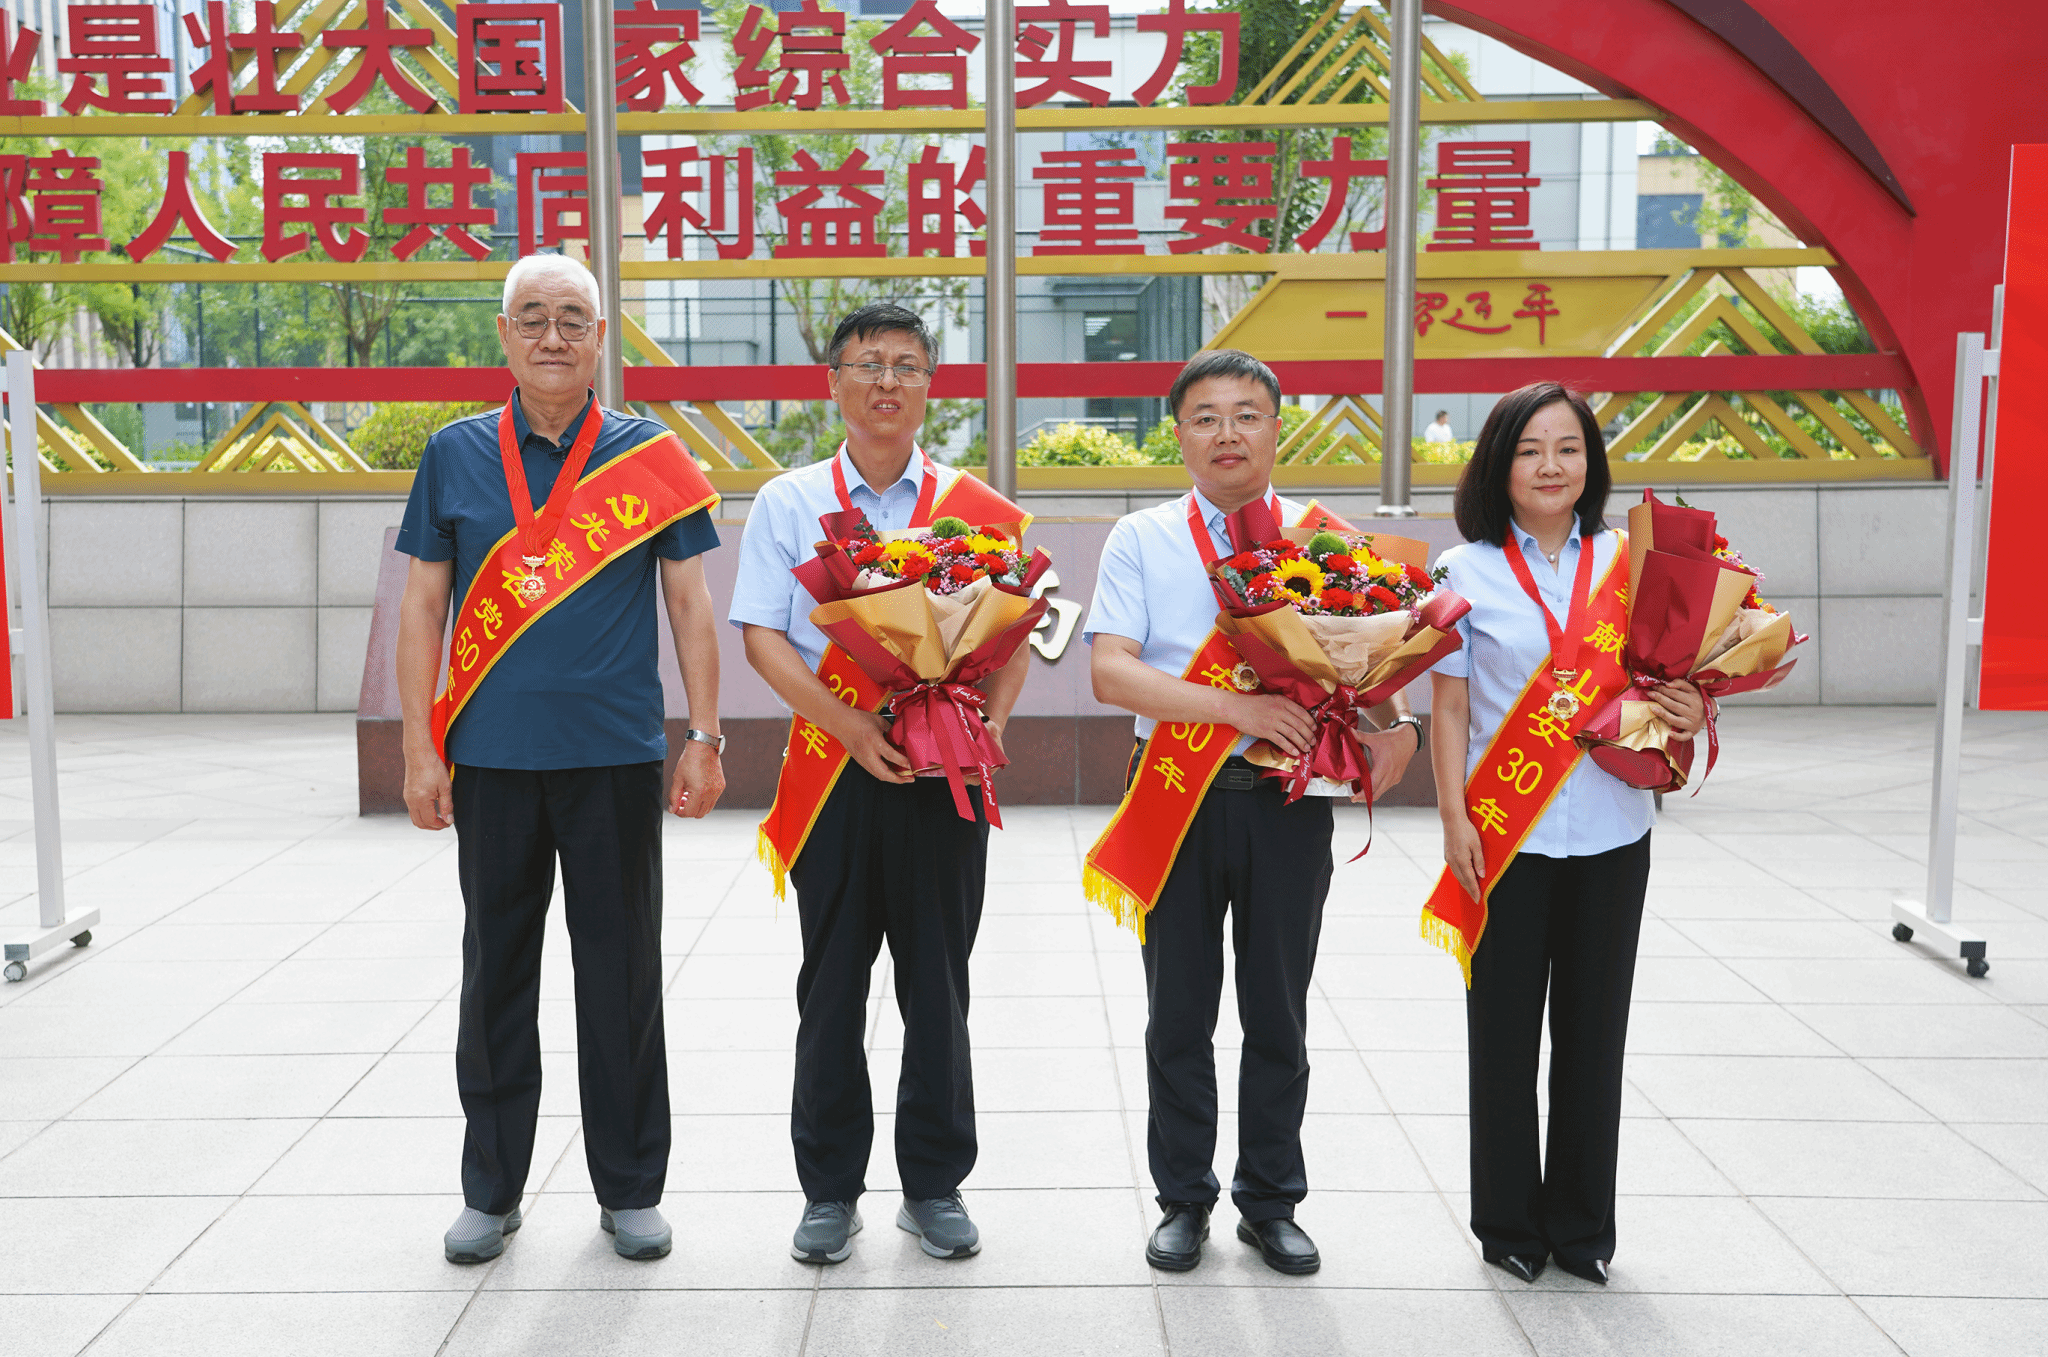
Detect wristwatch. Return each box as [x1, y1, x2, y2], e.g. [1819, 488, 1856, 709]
[1388, 715, 1425, 752]
[682, 727, 725, 754]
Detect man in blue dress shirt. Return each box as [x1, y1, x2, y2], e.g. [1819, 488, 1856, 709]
[395, 254, 726, 1266]
[1086, 349, 1422, 1275]
[729, 303, 1031, 1266]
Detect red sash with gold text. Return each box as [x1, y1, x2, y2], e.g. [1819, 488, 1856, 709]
[755, 462, 1029, 899]
[1419, 540, 1631, 985]
[1082, 631, 1252, 941]
[431, 423, 718, 762]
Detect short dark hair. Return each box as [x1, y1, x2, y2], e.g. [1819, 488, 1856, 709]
[1168, 348, 1281, 418]
[826, 302, 935, 369]
[1452, 382, 1611, 546]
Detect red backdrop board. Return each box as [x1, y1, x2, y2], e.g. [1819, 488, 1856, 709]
[1980, 146, 2048, 710]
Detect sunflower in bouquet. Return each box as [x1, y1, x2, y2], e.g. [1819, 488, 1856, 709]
[1207, 528, 1468, 803]
[791, 510, 1052, 826]
[840, 515, 1032, 596]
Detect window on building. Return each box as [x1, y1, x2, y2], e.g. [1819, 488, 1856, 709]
[1637, 192, 1702, 249]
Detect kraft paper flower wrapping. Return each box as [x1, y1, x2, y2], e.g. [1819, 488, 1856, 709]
[1211, 530, 1470, 803]
[794, 510, 1050, 825]
[1576, 491, 1805, 792]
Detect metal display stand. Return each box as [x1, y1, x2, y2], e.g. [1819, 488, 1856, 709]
[1889, 324, 1998, 978]
[3, 351, 94, 981]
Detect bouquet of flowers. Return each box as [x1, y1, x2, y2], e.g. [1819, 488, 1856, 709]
[1575, 490, 1806, 792]
[791, 510, 1051, 824]
[1207, 516, 1470, 802]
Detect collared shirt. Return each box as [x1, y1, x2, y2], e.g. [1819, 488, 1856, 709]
[1083, 487, 1304, 757]
[395, 391, 719, 771]
[1433, 523, 1653, 858]
[727, 444, 947, 673]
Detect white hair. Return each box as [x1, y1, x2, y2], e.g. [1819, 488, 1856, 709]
[501, 253, 602, 316]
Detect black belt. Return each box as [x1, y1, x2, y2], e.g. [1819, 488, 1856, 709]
[1128, 738, 1262, 792]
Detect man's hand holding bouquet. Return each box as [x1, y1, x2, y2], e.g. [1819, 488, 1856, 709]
[791, 510, 1051, 824]
[1576, 490, 1806, 792]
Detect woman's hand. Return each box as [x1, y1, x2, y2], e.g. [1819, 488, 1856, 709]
[1650, 679, 1708, 742]
[1443, 813, 1486, 899]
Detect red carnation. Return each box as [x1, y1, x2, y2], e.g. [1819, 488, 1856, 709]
[948, 562, 977, 584]
[976, 552, 1009, 575]
[1320, 588, 1355, 612]
[1325, 553, 1357, 574]
[898, 551, 935, 578]
[853, 542, 886, 567]
[1368, 585, 1402, 609]
[1271, 540, 1300, 559]
[1405, 563, 1433, 588]
[1246, 572, 1278, 597]
[1226, 551, 1264, 572]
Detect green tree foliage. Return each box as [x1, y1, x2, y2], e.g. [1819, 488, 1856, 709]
[702, 0, 972, 370]
[1170, 0, 1467, 255]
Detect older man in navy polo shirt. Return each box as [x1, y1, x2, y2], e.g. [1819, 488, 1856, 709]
[395, 253, 726, 1266]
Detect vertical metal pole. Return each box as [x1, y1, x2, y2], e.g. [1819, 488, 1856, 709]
[582, 0, 624, 409]
[1925, 333, 1984, 926]
[1375, 0, 1420, 518]
[984, 0, 1018, 500]
[7, 351, 64, 931]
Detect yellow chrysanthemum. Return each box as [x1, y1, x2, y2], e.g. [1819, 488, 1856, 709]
[1362, 551, 1402, 578]
[880, 540, 926, 561]
[1272, 558, 1326, 597]
[964, 533, 1012, 554]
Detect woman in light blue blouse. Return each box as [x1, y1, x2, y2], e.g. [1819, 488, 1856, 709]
[1429, 383, 1705, 1286]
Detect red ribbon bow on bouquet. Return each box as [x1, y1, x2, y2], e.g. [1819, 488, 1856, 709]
[887, 680, 1006, 827]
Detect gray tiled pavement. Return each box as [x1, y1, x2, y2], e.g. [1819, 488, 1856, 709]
[0, 706, 2045, 1356]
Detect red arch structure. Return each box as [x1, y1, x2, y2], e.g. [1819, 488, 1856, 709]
[1435, 0, 2048, 473]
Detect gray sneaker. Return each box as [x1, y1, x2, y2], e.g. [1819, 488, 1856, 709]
[897, 1192, 980, 1259]
[600, 1206, 673, 1260]
[444, 1205, 521, 1263]
[792, 1200, 862, 1263]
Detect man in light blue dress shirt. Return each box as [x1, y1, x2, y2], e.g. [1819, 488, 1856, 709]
[728, 303, 1031, 1268]
[1085, 349, 1423, 1276]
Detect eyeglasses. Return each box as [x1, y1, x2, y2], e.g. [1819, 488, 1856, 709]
[832, 362, 932, 387]
[508, 314, 595, 342]
[1177, 412, 1280, 435]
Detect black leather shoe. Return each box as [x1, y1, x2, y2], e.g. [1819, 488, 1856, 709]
[1236, 1217, 1321, 1275]
[1557, 1256, 1609, 1285]
[1483, 1248, 1548, 1283]
[1146, 1203, 1210, 1272]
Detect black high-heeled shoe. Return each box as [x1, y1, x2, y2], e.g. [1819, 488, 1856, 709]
[1483, 1247, 1547, 1283]
[1557, 1256, 1609, 1285]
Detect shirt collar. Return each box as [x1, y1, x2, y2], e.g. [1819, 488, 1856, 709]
[1190, 485, 1276, 535]
[510, 388, 595, 455]
[834, 443, 927, 497]
[1509, 518, 1583, 559]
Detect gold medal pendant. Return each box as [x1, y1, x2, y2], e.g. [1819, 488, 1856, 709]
[1547, 671, 1581, 721]
[516, 555, 549, 603]
[1228, 660, 1261, 693]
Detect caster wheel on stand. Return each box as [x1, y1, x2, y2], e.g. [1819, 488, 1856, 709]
[71, 931, 90, 948]
[1967, 957, 1990, 979]
[3, 960, 25, 983]
[1892, 922, 1914, 943]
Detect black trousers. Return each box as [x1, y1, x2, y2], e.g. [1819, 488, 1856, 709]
[453, 762, 669, 1215]
[1142, 777, 1333, 1222]
[1466, 832, 1651, 1266]
[788, 765, 989, 1203]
